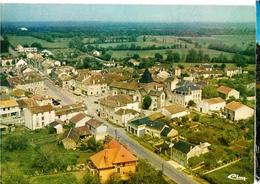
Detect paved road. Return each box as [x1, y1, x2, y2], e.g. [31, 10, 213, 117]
[95, 116, 198, 184]
[41, 75, 198, 184]
[44, 80, 76, 105]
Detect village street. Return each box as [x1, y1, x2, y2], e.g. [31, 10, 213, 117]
[41, 79, 198, 184]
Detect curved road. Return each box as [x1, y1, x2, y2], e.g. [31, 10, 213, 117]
[96, 116, 198, 184]
[41, 74, 198, 184]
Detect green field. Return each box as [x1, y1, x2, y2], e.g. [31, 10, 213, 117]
[180, 35, 255, 49]
[203, 159, 253, 184]
[7, 35, 70, 49]
[109, 47, 236, 60]
[87, 34, 254, 59]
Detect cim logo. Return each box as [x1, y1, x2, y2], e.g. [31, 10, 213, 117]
[227, 174, 246, 181]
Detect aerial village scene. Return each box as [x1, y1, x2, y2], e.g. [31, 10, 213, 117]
[0, 3, 256, 184]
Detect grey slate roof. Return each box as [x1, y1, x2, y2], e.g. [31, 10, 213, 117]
[174, 81, 199, 93]
[160, 126, 172, 137]
[173, 140, 195, 154]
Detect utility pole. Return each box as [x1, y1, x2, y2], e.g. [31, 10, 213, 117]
[162, 163, 164, 173]
[115, 128, 117, 139]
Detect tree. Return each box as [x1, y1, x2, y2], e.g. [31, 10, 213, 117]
[105, 173, 123, 184]
[203, 54, 210, 62]
[0, 73, 9, 86]
[1, 163, 29, 184]
[31, 42, 43, 50]
[127, 160, 168, 184]
[154, 53, 163, 62]
[82, 172, 101, 184]
[32, 144, 67, 173]
[132, 70, 140, 78]
[172, 52, 181, 62]
[186, 49, 198, 63]
[139, 68, 153, 83]
[220, 63, 226, 70]
[132, 54, 140, 60]
[142, 95, 152, 109]
[143, 36, 146, 42]
[101, 53, 111, 61]
[165, 53, 173, 63]
[87, 137, 102, 152]
[202, 84, 219, 98]
[233, 54, 247, 68]
[3, 134, 29, 151]
[188, 100, 196, 107]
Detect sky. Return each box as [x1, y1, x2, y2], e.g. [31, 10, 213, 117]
[1, 4, 255, 23]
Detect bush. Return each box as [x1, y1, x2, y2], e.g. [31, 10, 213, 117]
[192, 114, 200, 122]
[142, 95, 152, 109]
[3, 134, 29, 151]
[1, 163, 29, 184]
[82, 172, 101, 184]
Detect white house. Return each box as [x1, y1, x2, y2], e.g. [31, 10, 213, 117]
[24, 104, 55, 130]
[160, 104, 189, 119]
[69, 113, 91, 128]
[171, 81, 202, 107]
[157, 70, 170, 80]
[224, 101, 254, 121]
[92, 50, 101, 57]
[173, 67, 181, 76]
[16, 59, 27, 68]
[196, 97, 226, 113]
[217, 85, 240, 100]
[74, 71, 109, 97]
[99, 94, 140, 123]
[0, 99, 21, 120]
[55, 102, 88, 122]
[113, 108, 141, 127]
[86, 119, 107, 141]
[225, 67, 242, 77]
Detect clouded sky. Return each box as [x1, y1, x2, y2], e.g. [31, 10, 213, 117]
[2, 4, 255, 22]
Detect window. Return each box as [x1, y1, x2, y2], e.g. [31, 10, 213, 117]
[117, 168, 120, 173]
[3, 108, 6, 111]
[42, 117, 44, 121]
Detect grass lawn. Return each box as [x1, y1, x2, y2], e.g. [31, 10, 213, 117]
[1, 127, 86, 175]
[30, 172, 80, 184]
[203, 159, 253, 184]
[7, 35, 70, 49]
